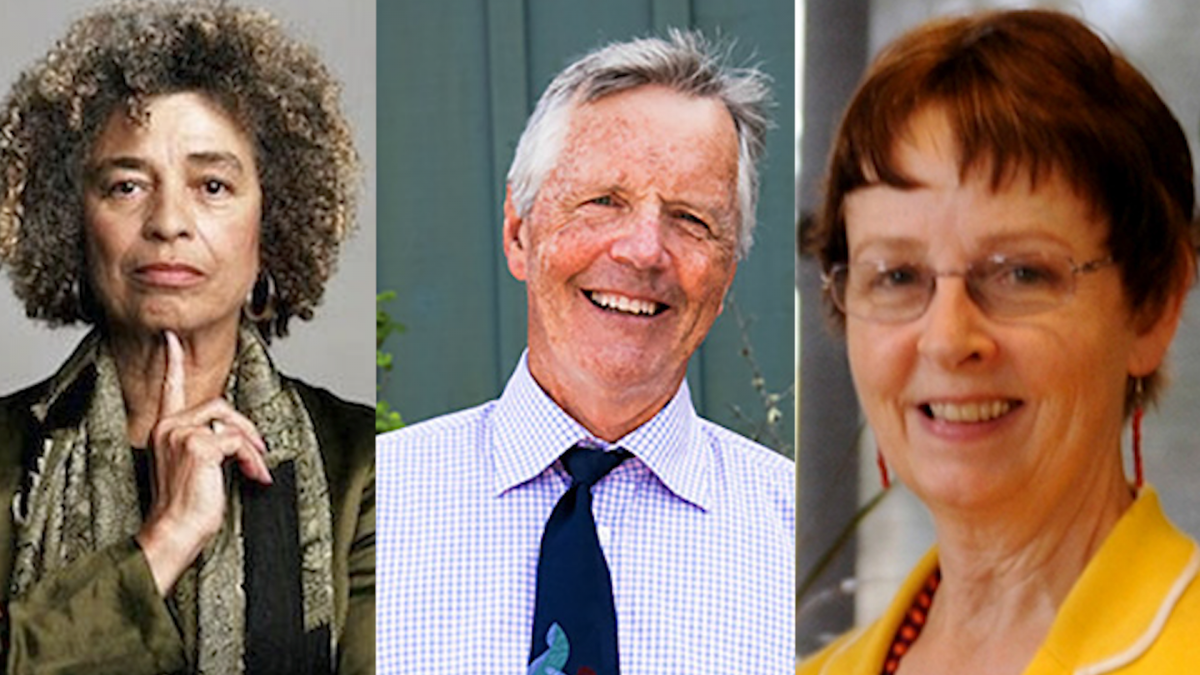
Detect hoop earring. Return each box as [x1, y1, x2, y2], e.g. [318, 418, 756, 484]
[876, 448, 891, 490]
[1132, 377, 1145, 490]
[245, 271, 276, 322]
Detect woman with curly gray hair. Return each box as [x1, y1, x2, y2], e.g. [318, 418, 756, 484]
[0, 2, 373, 673]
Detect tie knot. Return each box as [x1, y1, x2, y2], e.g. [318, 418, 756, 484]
[561, 445, 630, 487]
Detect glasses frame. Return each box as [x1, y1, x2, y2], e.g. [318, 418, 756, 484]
[822, 253, 1116, 324]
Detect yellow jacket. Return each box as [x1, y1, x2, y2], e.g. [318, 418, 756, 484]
[798, 487, 1200, 674]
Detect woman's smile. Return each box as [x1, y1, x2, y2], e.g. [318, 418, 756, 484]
[910, 396, 1025, 445]
[922, 399, 1017, 423]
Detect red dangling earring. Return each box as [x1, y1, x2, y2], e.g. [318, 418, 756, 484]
[876, 448, 891, 490]
[1132, 377, 1145, 490]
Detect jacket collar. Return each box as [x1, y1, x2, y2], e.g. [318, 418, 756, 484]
[1037, 487, 1198, 673]
[30, 330, 105, 428]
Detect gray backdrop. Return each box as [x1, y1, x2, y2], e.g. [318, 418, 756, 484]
[0, 0, 376, 405]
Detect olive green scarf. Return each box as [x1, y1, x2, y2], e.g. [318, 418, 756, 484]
[10, 325, 336, 673]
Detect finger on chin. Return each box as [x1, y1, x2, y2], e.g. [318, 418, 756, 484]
[160, 330, 187, 416]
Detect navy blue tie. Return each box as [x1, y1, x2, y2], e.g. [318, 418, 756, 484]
[529, 445, 631, 675]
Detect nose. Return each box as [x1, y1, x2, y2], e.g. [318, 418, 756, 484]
[916, 277, 998, 369]
[609, 207, 668, 269]
[142, 183, 194, 241]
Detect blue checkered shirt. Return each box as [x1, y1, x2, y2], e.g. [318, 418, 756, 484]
[376, 353, 795, 673]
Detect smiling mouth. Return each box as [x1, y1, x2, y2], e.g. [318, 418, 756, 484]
[585, 290, 667, 317]
[921, 400, 1021, 423]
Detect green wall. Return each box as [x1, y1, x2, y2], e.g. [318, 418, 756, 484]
[377, 0, 795, 455]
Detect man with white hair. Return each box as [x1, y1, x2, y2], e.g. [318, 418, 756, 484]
[377, 30, 794, 675]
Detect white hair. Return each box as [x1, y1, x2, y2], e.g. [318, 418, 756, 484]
[506, 29, 772, 259]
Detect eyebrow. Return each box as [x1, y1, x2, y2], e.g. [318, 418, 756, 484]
[849, 236, 923, 260]
[87, 151, 248, 178]
[186, 151, 248, 174]
[850, 231, 1075, 261]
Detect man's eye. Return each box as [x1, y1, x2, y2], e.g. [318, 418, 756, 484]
[588, 195, 615, 207]
[676, 212, 709, 229]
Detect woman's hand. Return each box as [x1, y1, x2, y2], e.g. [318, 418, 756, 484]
[135, 330, 273, 596]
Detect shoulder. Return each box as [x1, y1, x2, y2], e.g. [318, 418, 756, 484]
[1054, 537, 1200, 671]
[1127, 526, 1200, 668]
[796, 604, 901, 675]
[1157, 563, 1200, 658]
[285, 376, 374, 475]
[1062, 488, 1200, 669]
[375, 401, 496, 455]
[697, 417, 793, 465]
[691, 418, 794, 528]
[0, 378, 53, 422]
[696, 418, 793, 485]
[796, 628, 870, 675]
[373, 401, 500, 487]
[799, 547, 938, 674]
[287, 377, 373, 433]
[0, 378, 54, 467]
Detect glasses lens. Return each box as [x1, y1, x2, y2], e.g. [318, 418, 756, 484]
[832, 253, 1098, 323]
[840, 262, 930, 322]
[971, 254, 1074, 317]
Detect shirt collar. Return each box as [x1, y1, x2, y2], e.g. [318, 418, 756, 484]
[490, 350, 711, 510]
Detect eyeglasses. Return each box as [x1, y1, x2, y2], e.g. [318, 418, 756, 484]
[823, 252, 1115, 323]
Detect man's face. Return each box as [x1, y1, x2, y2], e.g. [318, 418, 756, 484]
[504, 84, 740, 419]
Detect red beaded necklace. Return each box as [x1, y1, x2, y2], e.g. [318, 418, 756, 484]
[881, 568, 942, 675]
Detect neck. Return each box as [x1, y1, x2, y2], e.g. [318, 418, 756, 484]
[906, 455, 1133, 675]
[108, 321, 241, 447]
[526, 355, 683, 443]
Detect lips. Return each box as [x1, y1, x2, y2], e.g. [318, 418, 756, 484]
[921, 399, 1020, 423]
[132, 262, 205, 288]
[585, 289, 667, 317]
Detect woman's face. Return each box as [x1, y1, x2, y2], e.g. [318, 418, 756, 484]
[843, 108, 1176, 515]
[84, 91, 262, 338]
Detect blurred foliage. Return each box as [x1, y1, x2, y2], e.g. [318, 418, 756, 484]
[727, 296, 794, 458]
[795, 422, 891, 654]
[376, 291, 405, 433]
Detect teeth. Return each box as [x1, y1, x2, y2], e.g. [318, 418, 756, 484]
[928, 400, 1012, 423]
[589, 291, 660, 316]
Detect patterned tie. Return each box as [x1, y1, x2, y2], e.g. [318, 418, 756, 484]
[529, 445, 631, 675]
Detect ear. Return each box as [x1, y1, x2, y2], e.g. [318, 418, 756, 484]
[1128, 285, 1187, 377]
[716, 260, 738, 315]
[503, 185, 529, 282]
